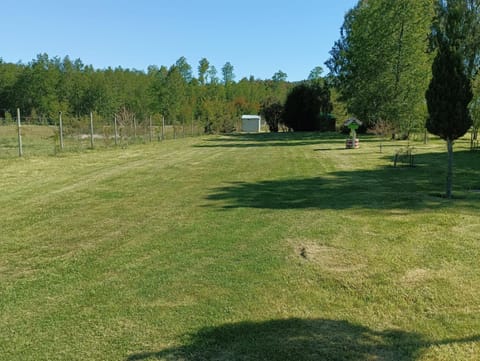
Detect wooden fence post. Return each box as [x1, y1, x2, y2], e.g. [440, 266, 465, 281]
[149, 116, 153, 142]
[59, 111, 64, 150]
[162, 116, 165, 140]
[133, 115, 137, 141]
[90, 112, 94, 149]
[17, 108, 23, 157]
[114, 114, 118, 146]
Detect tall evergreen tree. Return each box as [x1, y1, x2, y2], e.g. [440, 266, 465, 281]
[426, 45, 473, 198]
[198, 58, 210, 85]
[221, 62, 235, 85]
[207, 65, 219, 84]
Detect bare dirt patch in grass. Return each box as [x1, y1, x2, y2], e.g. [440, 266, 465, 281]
[290, 239, 366, 273]
[401, 268, 431, 284]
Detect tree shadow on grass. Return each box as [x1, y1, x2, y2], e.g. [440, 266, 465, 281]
[205, 151, 480, 211]
[126, 318, 480, 361]
[206, 176, 441, 211]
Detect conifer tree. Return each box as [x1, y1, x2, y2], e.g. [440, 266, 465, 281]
[425, 45, 472, 198]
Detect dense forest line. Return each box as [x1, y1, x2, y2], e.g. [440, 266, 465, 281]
[0, 55, 300, 132]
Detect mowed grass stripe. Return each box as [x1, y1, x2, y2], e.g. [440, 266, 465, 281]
[1, 132, 480, 360]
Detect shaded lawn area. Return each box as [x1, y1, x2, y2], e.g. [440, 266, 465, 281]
[128, 318, 480, 361]
[205, 150, 480, 211]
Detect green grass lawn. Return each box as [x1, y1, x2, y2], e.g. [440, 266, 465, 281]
[1, 132, 479, 360]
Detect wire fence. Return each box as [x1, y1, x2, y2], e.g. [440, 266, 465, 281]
[0, 112, 205, 158]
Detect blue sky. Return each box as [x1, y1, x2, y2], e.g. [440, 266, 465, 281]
[2, 0, 357, 81]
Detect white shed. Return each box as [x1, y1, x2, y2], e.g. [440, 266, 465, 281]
[241, 115, 261, 133]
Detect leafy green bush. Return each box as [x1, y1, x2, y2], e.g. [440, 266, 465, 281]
[283, 82, 333, 131]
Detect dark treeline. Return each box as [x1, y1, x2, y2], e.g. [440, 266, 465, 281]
[0, 54, 295, 132]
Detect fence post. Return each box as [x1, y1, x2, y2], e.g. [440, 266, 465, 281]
[90, 112, 94, 149]
[133, 115, 137, 141]
[162, 116, 165, 141]
[59, 111, 64, 150]
[17, 108, 23, 157]
[114, 114, 118, 146]
[149, 116, 153, 142]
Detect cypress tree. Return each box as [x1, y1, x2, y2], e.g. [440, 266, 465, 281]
[425, 45, 473, 198]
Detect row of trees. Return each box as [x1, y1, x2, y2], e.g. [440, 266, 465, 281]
[0, 55, 294, 133]
[327, 0, 479, 140]
[328, 0, 479, 198]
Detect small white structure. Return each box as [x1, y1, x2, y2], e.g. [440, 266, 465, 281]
[241, 115, 261, 133]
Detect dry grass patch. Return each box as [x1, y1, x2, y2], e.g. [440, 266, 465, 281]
[290, 239, 367, 273]
[398, 268, 456, 289]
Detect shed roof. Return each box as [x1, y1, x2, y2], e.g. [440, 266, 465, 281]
[241, 115, 261, 120]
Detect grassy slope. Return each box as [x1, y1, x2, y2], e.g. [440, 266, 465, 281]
[0, 133, 479, 360]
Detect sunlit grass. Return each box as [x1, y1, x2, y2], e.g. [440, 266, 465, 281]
[1, 132, 479, 360]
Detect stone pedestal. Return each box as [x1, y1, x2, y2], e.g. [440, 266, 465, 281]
[346, 138, 359, 149]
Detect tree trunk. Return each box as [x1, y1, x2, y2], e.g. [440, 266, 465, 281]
[471, 127, 478, 150]
[446, 138, 454, 198]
